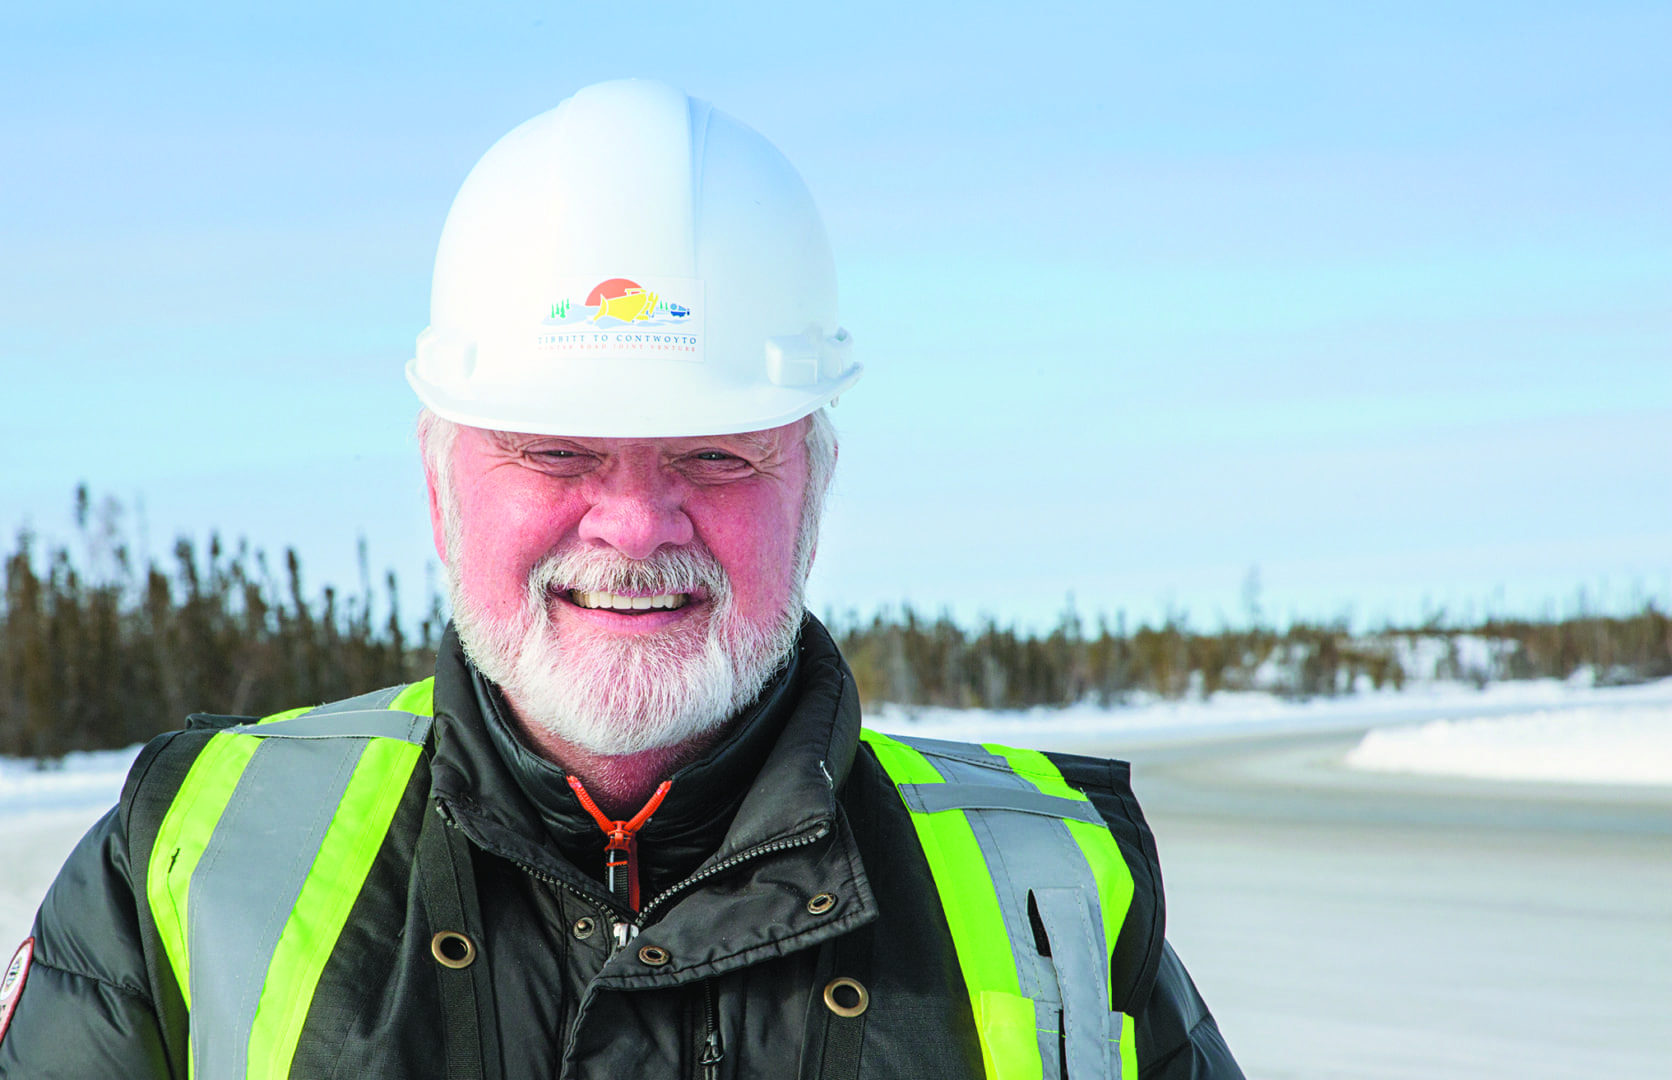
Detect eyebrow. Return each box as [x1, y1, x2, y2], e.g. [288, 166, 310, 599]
[722, 430, 775, 455]
[491, 429, 780, 456]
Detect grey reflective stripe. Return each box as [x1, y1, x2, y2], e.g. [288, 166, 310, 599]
[188, 734, 369, 1078]
[892, 735, 1116, 1080]
[1034, 887, 1112, 1078]
[898, 782, 1105, 823]
[237, 710, 433, 743]
[886, 734, 1012, 766]
[305, 684, 408, 714]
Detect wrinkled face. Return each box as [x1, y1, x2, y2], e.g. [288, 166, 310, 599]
[427, 419, 814, 755]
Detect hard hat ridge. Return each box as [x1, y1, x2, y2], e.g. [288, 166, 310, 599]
[408, 78, 860, 438]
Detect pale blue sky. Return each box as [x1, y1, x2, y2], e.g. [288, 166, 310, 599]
[2, 1, 1668, 631]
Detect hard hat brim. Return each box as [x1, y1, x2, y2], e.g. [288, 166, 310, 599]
[405, 358, 861, 438]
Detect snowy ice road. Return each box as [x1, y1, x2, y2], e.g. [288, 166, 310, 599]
[1110, 728, 1672, 1080]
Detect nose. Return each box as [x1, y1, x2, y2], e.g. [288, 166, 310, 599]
[576, 454, 694, 560]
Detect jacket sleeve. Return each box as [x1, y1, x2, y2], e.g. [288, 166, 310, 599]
[0, 804, 176, 1076]
[1133, 940, 1244, 1079]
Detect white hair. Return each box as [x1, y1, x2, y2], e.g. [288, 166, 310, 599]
[416, 407, 837, 754]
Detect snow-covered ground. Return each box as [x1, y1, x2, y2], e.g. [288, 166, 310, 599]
[2, 676, 1669, 1077]
[1, 675, 1667, 949]
[1345, 703, 1672, 785]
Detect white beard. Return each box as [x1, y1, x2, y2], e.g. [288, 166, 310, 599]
[448, 540, 805, 756]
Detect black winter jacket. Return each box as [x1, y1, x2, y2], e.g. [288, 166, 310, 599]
[0, 618, 1242, 1078]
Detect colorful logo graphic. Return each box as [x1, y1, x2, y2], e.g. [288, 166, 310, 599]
[537, 276, 704, 363]
[589, 278, 657, 323]
[546, 278, 695, 327]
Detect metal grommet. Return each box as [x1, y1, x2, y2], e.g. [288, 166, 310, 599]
[572, 917, 597, 940]
[823, 976, 869, 1018]
[638, 944, 671, 967]
[430, 930, 477, 970]
[807, 892, 837, 916]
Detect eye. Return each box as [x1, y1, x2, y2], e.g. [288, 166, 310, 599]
[521, 446, 597, 475]
[678, 447, 758, 482]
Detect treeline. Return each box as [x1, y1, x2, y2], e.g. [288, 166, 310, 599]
[1, 488, 441, 758]
[828, 605, 1672, 711]
[3, 489, 1670, 757]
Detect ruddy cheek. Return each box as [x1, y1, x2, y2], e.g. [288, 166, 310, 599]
[456, 504, 569, 623]
[712, 508, 799, 618]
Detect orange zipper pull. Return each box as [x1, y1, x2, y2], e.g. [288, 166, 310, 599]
[567, 776, 674, 911]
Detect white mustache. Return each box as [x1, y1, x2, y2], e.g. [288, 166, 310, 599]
[527, 544, 730, 608]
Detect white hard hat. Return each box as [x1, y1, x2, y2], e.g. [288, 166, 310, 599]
[407, 79, 860, 438]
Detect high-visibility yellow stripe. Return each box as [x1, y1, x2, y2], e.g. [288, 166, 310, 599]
[147, 731, 261, 1008]
[978, 745, 1081, 798]
[987, 745, 1136, 1009]
[861, 731, 1038, 1080]
[1120, 1010, 1138, 1080]
[978, 991, 1043, 1080]
[246, 737, 423, 1078]
[389, 677, 435, 717]
[1063, 817, 1135, 1007]
[259, 705, 313, 724]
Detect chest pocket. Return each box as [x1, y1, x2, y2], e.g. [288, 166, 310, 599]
[147, 682, 434, 1079]
[861, 730, 1140, 1080]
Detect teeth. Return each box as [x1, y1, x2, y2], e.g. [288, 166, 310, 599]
[572, 590, 688, 612]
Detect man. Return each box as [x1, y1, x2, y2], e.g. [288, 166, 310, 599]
[0, 80, 1241, 1078]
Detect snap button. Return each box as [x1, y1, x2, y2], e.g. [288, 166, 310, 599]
[430, 930, 477, 970]
[807, 892, 837, 916]
[572, 917, 597, 940]
[823, 976, 869, 1018]
[638, 944, 671, 967]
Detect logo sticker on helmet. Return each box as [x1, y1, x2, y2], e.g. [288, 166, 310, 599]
[539, 277, 704, 363]
[0, 937, 34, 1045]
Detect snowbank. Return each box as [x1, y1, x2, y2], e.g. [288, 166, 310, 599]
[0, 746, 141, 817]
[1344, 704, 1672, 785]
[864, 675, 1672, 752]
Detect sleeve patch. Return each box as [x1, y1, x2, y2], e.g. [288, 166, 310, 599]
[0, 937, 34, 1044]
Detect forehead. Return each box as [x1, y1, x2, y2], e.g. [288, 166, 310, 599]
[483, 424, 796, 456]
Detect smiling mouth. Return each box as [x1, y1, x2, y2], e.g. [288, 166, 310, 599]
[567, 590, 692, 613]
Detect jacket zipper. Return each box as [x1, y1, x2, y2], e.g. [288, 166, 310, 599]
[698, 978, 723, 1080]
[437, 803, 635, 948]
[634, 820, 831, 927]
[441, 806, 831, 952]
[509, 855, 639, 951]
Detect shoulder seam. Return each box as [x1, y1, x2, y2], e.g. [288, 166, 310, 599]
[1137, 1007, 1222, 1072]
[1186, 1010, 1219, 1039]
[33, 956, 155, 1004]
